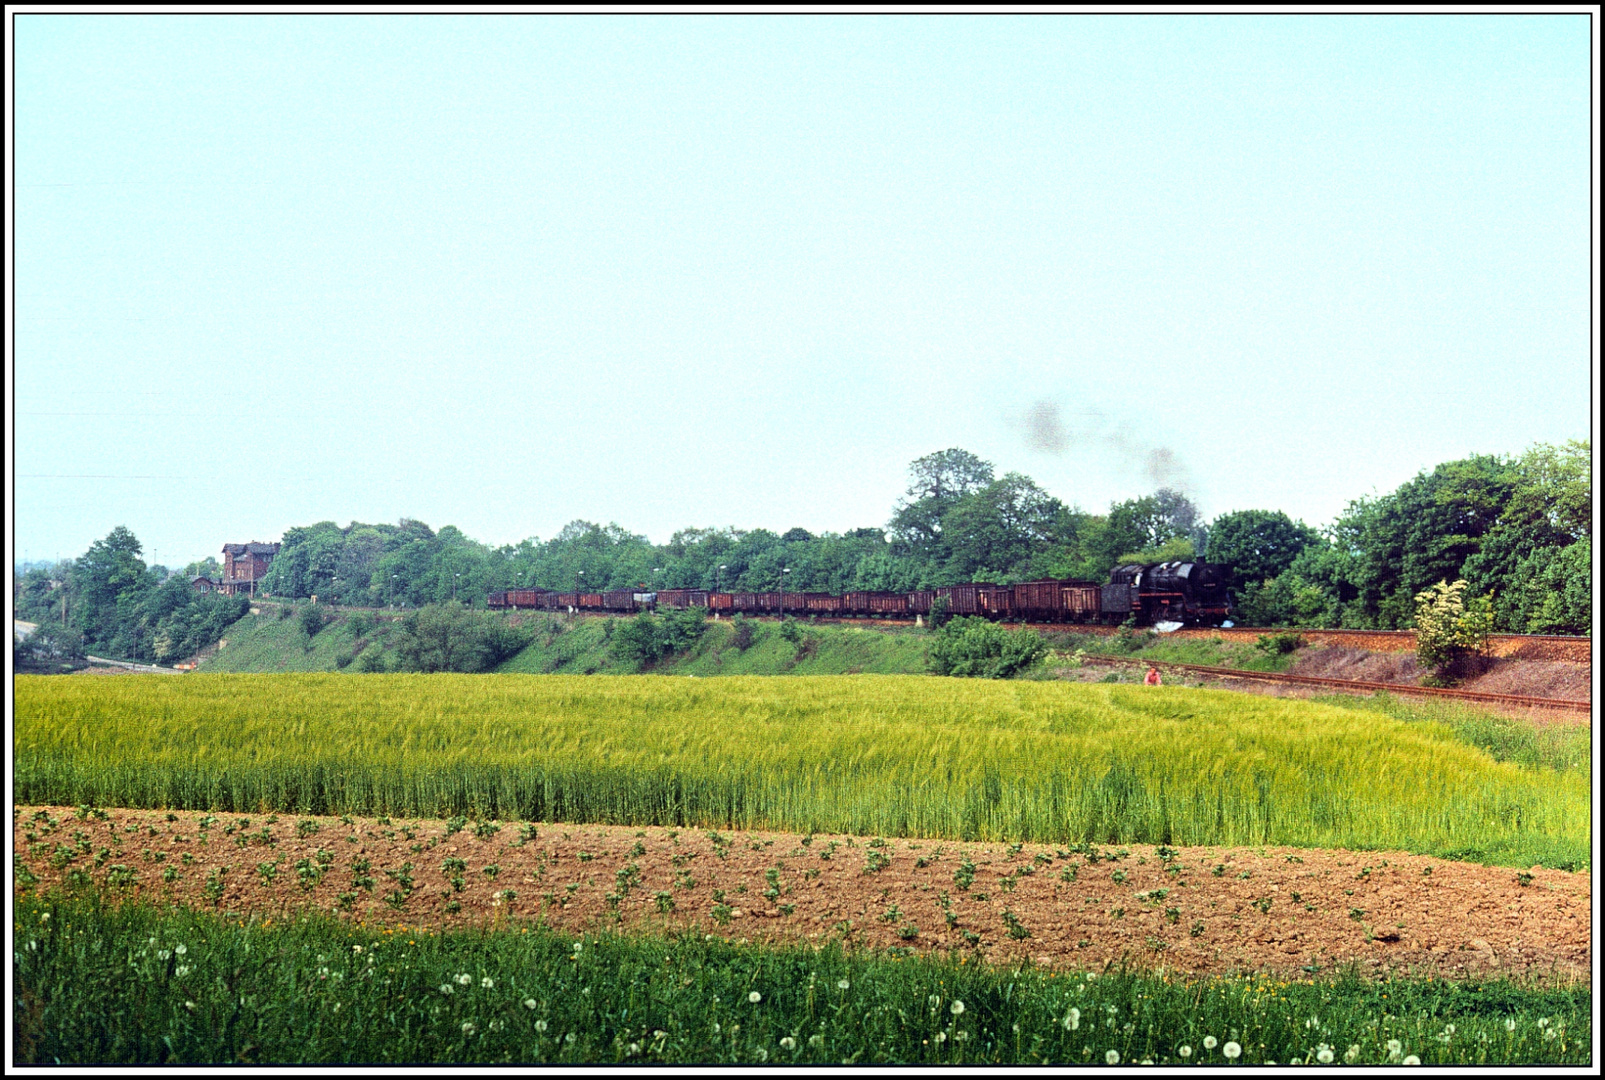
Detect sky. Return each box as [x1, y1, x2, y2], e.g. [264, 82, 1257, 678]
[9, 14, 1596, 570]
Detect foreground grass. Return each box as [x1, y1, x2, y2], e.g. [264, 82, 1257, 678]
[14, 674, 1588, 868]
[13, 893, 1588, 1065]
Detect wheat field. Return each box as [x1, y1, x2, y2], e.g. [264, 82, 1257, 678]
[12, 674, 1588, 866]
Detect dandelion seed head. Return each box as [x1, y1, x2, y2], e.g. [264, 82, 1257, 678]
[1178, 1045, 1192, 1058]
[1223, 1041, 1242, 1059]
[838, 979, 850, 990]
[951, 1000, 965, 1015]
[781, 1036, 797, 1050]
[456, 973, 472, 985]
[481, 976, 494, 989]
[1203, 1035, 1218, 1049]
[748, 991, 762, 1004]
[1106, 1050, 1120, 1064]
[1403, 1055, 1420, 1065]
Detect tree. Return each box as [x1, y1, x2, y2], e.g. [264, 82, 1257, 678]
[1206, 510, 1321, 601]
[1152, 488, 1208, 554]
[887, 449, 995, 554]
[68, 526, 152, 648]
[937, 473, 1067, 581]
[394, 602, 530, 673]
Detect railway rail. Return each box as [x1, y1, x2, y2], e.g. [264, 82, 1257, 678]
[1079, 653, 1592, 713]
[743, 616, 1592, 663]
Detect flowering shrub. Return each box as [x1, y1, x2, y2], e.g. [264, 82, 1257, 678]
[1412, 580, 1495, 685]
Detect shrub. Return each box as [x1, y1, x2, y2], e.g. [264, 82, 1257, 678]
[1414, 580, 1494, 685]
[300, 605, 330, 638]
[1255, 632, 1304, 656]
[729, 616, 754, 651]
[778, 618, 802, 644]
[927, 617, 1047, 679]
[610, 613, 665, 666]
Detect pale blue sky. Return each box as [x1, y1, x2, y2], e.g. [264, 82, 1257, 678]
[11, 14, 1594, 568]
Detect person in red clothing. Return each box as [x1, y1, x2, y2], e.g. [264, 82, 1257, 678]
[1144, 666, 1162, 686]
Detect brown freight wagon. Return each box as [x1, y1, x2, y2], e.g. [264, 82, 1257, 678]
[579, 592, 605, 610]
[486, 590, 509, 610]
[508, 588, 552, 609]
[1011, 580, 1063, 620]
[656, 589, 692, 608]
[732, 593, 763, 613]
[977, 584, 1013, 617]
[708, 592, 734, 612]
[602, 589, 637, 612]
[803, 592, 842, 615]
[555, 593, 579, 609]
[1062, 582, 1100, 621]
[906, 590, 933, 615]
[868, 592, 908, 616]
[934, 584, 981, 615]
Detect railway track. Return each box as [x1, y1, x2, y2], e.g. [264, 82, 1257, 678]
[1079, 653, 1592, 713]
[776, 616, 1592, 663]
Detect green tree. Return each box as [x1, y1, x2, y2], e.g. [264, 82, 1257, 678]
[937, 473, 1067, 582]
[887, 449, 995, 557]
[1206, 510, 1321, 602]
[393, 602, 530, 673]
[68, 526, 153, 650]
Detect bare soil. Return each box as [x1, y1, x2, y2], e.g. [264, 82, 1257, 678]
[16, 806, 1589, 984]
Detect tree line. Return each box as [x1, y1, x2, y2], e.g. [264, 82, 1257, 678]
[13, 438, 1590, 667]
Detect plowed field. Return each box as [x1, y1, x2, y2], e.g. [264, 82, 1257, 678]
[18, 807, 1587, 984]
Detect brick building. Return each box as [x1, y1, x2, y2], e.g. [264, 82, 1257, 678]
[220, 542, 280, 596]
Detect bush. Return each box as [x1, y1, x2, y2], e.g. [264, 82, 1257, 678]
[926, 596, 951, 631]
[1254, 632, 1304, 656]
[278, 605, 294, 621]
[778, 617, 802, 644]
[729, 616, 754, 652]
[345, 612, 374, 638]
[660, 606, 709, 654]
[393, 602, 533, 673]
[927, 617, 1048, 679]
[300, 605, 330, 638]
[1414, 580, 1495, 685]
[610, 613, 665, 667]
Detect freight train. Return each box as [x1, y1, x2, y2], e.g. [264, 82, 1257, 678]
[488, 560, 1232, 626]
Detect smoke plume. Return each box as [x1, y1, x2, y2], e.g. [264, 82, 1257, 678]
[1017, 400, 1194, 493]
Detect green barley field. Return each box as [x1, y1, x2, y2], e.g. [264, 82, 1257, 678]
[13, 674, 1587, 868]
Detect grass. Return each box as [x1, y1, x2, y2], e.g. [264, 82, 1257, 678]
[198, 608, 404, 673]
[495, 615, 931, 676]
[13, 892, 1589, 1065]
[1045, 630, 1297, 673]
[14, 674, 1588, 868]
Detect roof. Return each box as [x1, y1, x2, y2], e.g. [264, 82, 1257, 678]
[223, 542, 281, 556]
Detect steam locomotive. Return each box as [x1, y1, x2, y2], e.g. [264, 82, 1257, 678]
[488, 560, 1232, 627]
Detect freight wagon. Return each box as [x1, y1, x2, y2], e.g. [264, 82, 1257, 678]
[490, 561, 1231, 626]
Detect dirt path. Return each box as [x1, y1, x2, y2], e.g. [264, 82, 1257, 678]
[16, 806, 1589, 983]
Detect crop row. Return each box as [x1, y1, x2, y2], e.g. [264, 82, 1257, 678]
[13, 674, 1589, 868]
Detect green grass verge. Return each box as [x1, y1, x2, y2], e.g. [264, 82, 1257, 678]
[197, 608, 404, 673]
[495, 616, 931, 676]
[12, 893, 1588, 1065]
[1045, 630, 1297, 672]
[14, 674, 1588, 868]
